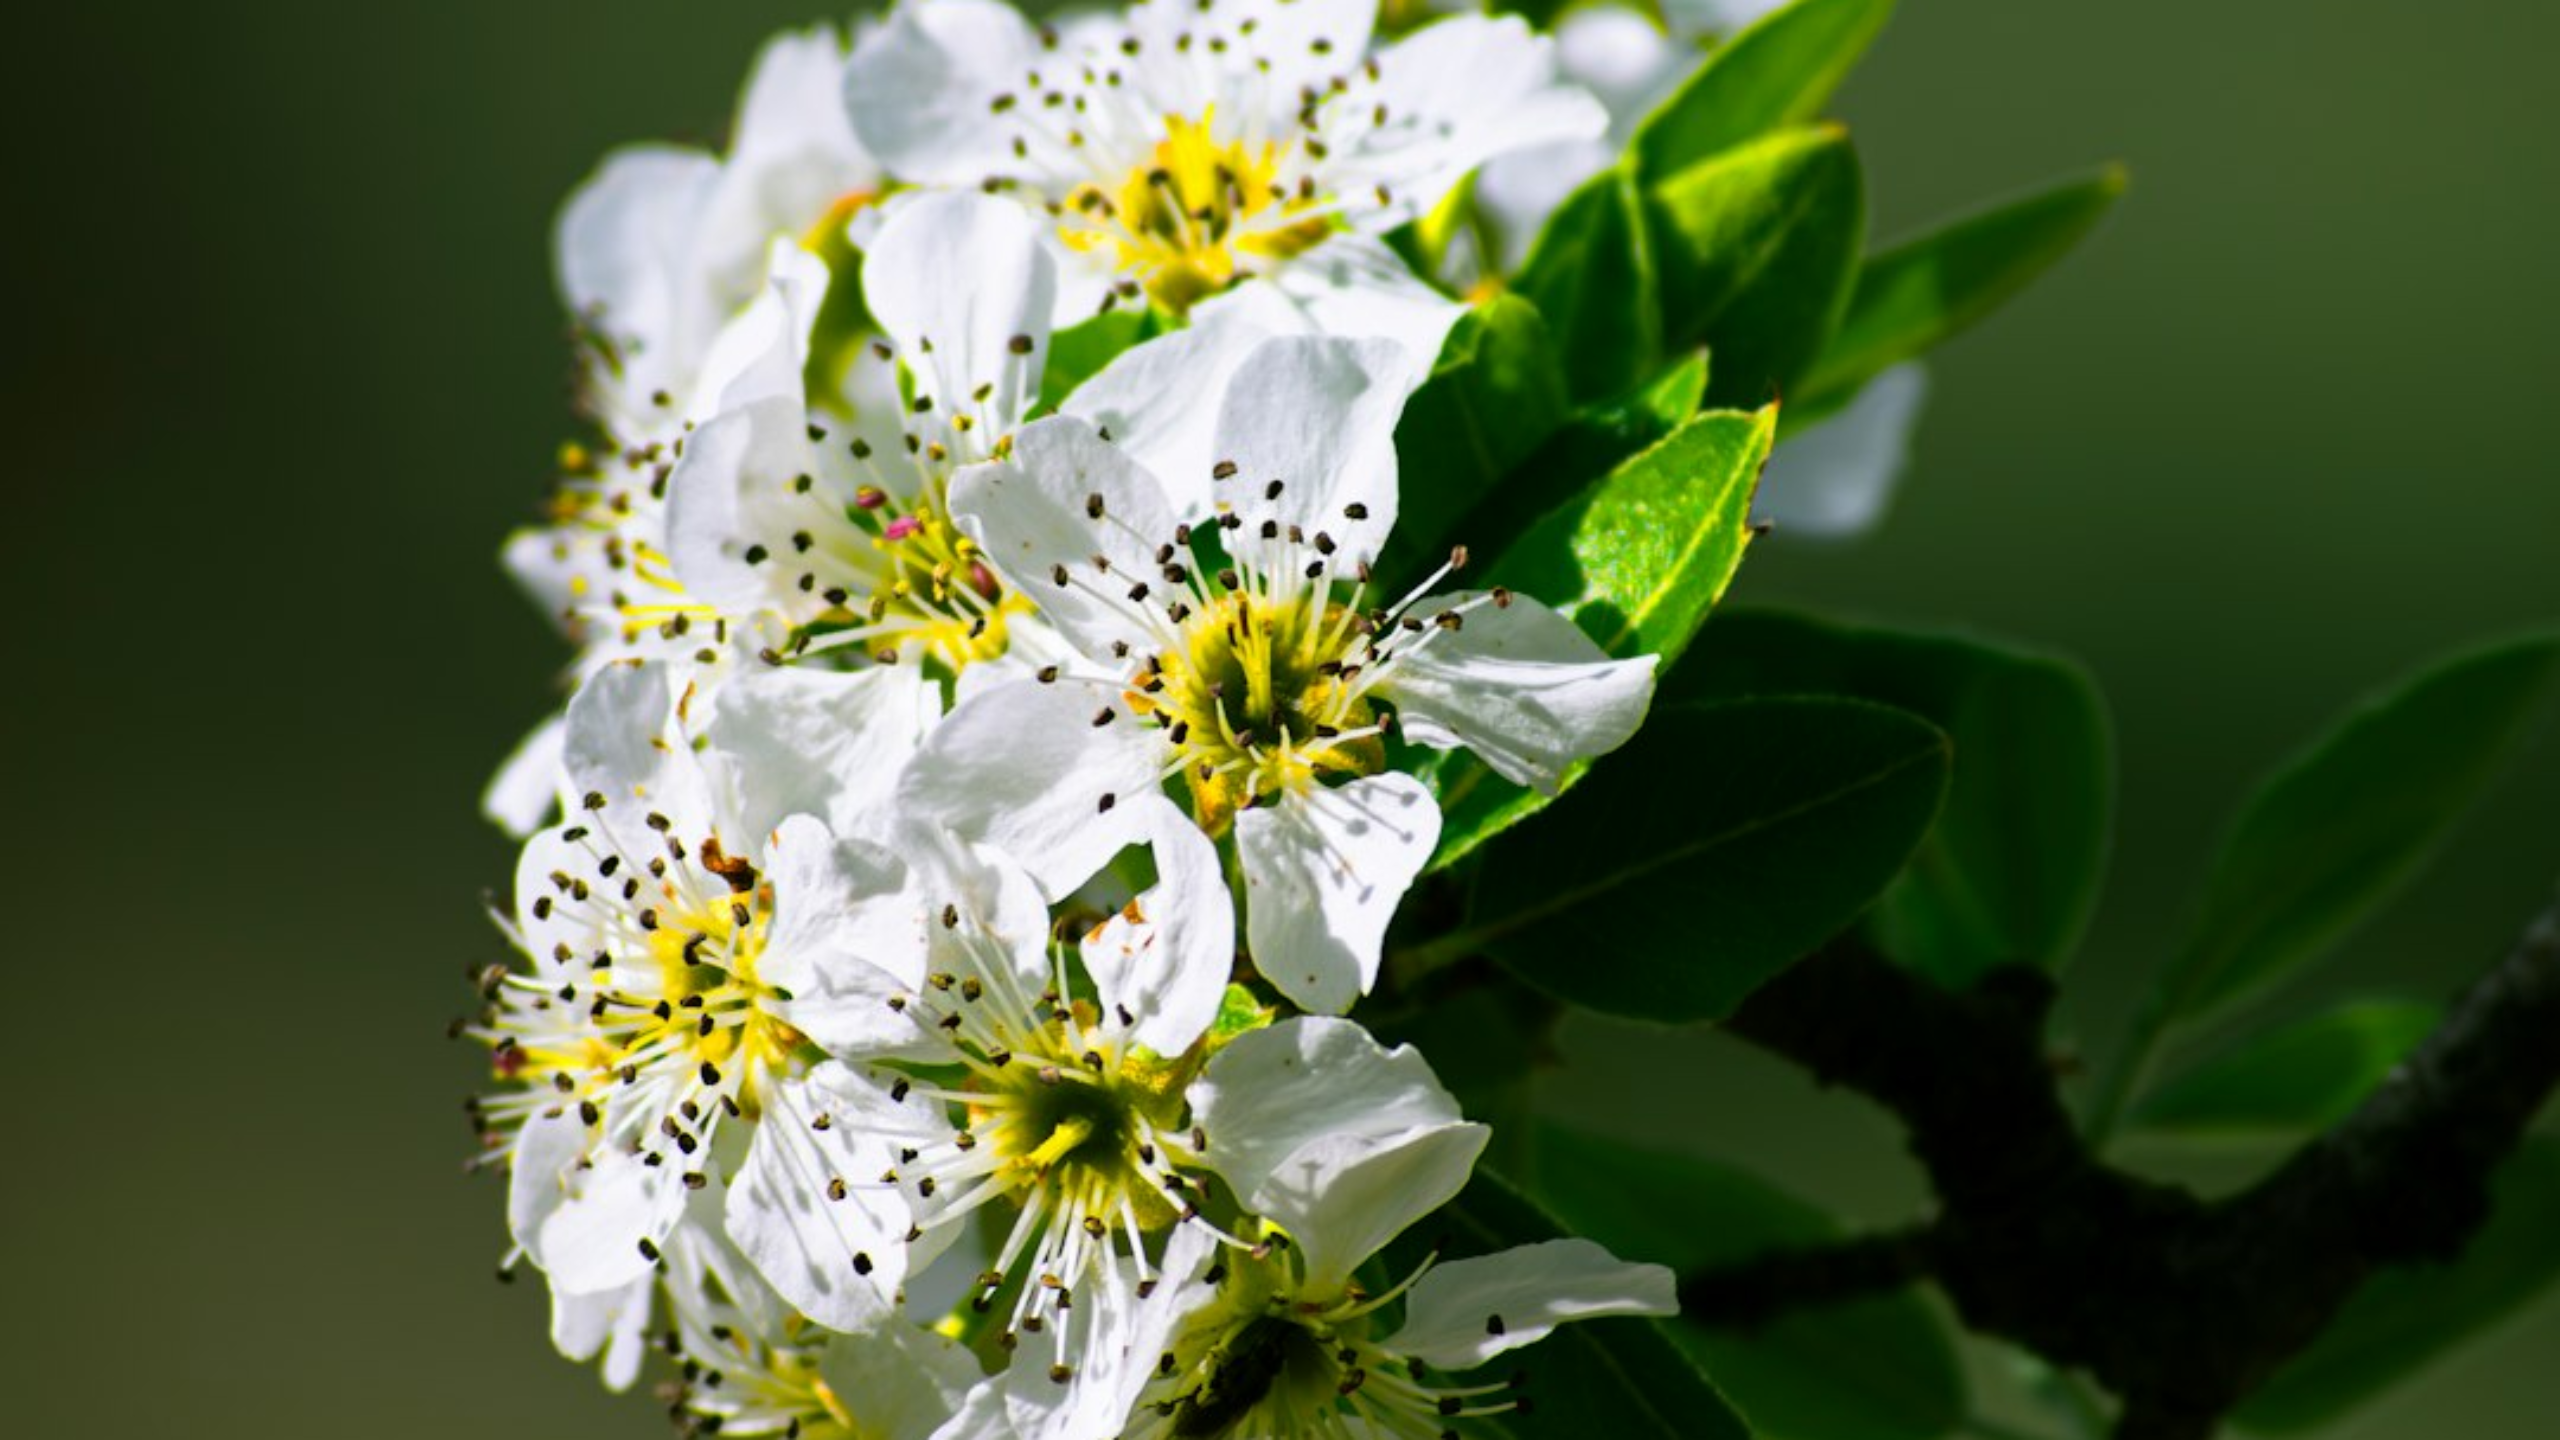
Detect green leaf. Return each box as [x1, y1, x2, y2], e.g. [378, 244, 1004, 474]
[1036, 306, 1165, 413]
[2236, 1138, 2560, 1432]
[1648, 126, 1865, 407]
[1631, 0, 1897, 182]
[1515, 163, 1662, 402]
[1528, 1123, 1967, 1440]
[1800, 167, 2127, 407]
[1670, 608, 2113, 986]
[1425, 405, 1776, 871]
[1383, 295, 1574, 585]
[1378, 1168, 1754, 1440]
[1491, 406, 1774, 662]
[1455, 697, 1950, 1022]
[2157, 631, 2560, 1024]
[1439, 352, 1712, 593]
[2129, 1000, 2438, 1138]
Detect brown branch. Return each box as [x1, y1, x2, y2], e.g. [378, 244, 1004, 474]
[1688, 890, 2560, 1438]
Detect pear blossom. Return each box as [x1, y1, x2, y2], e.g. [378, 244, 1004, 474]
[488, 25, 883, 833]
[542, 1172, 783, 1393]
[661, 1243, 984, 1440]
[928, 331, 1657, 1013]
[840, 0, 1608, 359]
[760, 800, 1243, 1377]
[664, 193, 1070, 676]
[469, 661, 944, 1332]
[1024, 1019, 1676, 1439]
[560, 24, 879, 442]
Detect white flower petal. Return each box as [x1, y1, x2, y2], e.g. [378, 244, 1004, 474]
[818, 1320, 988, 1440]
[1379, 594, 1658, 794]
[561, 663, 715, 833]
[1195, 1017, 1485, 1289]
[692, 27, 877, 320]
[1058, 286, 1308, 517]
[1194, 1018, 1468, 1186]
[724, 1076, 909, 1331]
[1182, 1009, 1454, 1168]
[1265, 230, 1471, 366]
[501, 526, 584, 631]
[927, 1383, 1019, 1440]
[662, 394, 821, 617]
[949, 415, 1185, 663]
[509, 1107, 684, 1295]
[1132, 0, 1378, 114]
[1342, 16, 1608, 221]
[865, 191, 1058, 443]
[1386, 1239, 1679, 1370]
[1555, 6, 1689, 128]
[893, 680, 1161, 901]
[691, 238, 833, 415]
[1005, 1223, 1217, 1440]
[706, 665, 939, 841]
[1279, 1122, 1488, 1294]
[1078, 795, 1233, 1058]
[1757, 363, 1929, 540]
[549, 1274, 653, 1391]
[555, 145, 721, 403]
[843, 0, 1042, 185]
[1211, 333, 1421, 574]
[758, 815, 936, 1059]
[483, 712, 568, 838]
[1236, 774, 1439, 1014]
[904, 821, 1063, 1009]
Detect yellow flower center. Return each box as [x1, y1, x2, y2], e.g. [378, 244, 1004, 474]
[1138, 591, 1384, 832]
[1061, 110, 1334, 313]
[967, 1015, 1189, 1229]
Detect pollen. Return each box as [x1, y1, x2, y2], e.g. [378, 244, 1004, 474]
[1059, 110, 1333, 313]
[1146, 591, 1385, 831]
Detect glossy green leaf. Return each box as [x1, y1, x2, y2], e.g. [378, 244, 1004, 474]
[1528, 1123, 1967, 1440]
[1631, 0, 1897, 182]
[1378, 1168, 1754, 1440]
[2236, 1139, 2560, 1432]
[1446, 352, 1713, 587]
[1648, 126, 1865, 407]
[1426, 405, 1775, 870]
[1383, 295, 1574, 585]
[2157, 631, 2560, 1024]
[1670, 608, 2113, 986]
[1800, 167, 2127, 407]
[1035, 306, 1165, 413]
[2130, 1000, 2438, 1138]
[1515, 163, 1662, 402]
[1492, 405, 1774, 661]
[1458, 697, 1950, 1021]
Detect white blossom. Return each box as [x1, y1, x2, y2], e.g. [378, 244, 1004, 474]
[1027, 1019, 1677, 1439]
[841, 0, 1606, 359]
[757, 802, 1241, 1383]
[663, 193, 1071, 676]
[470, 662, 941, 1331]
[488, 26, 885, 834]
[930, 329, 1657, 1013]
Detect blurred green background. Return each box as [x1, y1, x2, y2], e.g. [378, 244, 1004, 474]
[12, 1, 2554, 1437]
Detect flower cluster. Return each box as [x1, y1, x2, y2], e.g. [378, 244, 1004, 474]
[464, 5, 1709, 1436]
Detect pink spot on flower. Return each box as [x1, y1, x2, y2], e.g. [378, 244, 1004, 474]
[884, 516, 923, 541]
